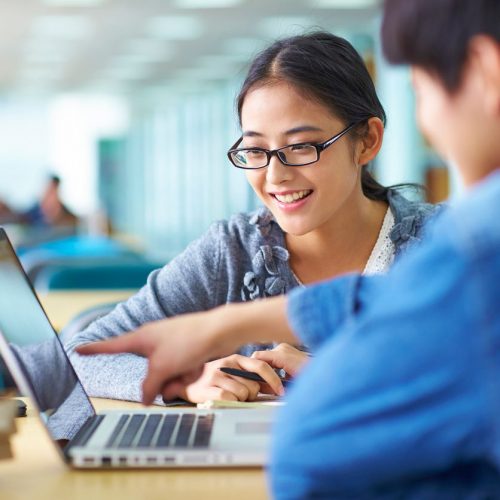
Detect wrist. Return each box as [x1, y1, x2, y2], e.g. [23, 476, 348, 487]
[206, 296, 297, 356]
[203, 307, 240, 359]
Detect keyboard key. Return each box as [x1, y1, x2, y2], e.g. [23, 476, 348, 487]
[155, 414, 179, 447]
[73, 415, 105, 448]
[193, 415, 214, 448]
[117, 414, 146, 448]
[106, 414, 130, 448]
[174, 414, 196, 447]
[137, 414, 162, 447]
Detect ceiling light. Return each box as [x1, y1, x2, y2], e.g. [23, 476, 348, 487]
[147, 16, 203, 40]
[23, 39, 72, 53]
[128, 38, 171, 54]
[12, 84, 56, 97]
[198, 54, 248, 67]
[173, 0, 243, 7]
[146, 81, 209, 95]
[23, 43, 71, 60]
[112, 55, 163, 68]
[24, 51, 68, 64]
[18, 66, 64, 81]
[310, 0, 379, 8]
[32, 15, 92, 39]
[82, 80, 130, 95]
[41, 0, 107, 6]
[222, 37, 265, 57]
[126, 39, 173, 61]
[258, 16, 318, 38]
[103, 65, 152, 80]
[174, 66, 237, 80]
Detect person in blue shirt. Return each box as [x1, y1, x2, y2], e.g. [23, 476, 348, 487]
[78, 0, 500, 497]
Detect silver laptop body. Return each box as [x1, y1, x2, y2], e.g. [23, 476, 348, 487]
[0, 228, 274, 468]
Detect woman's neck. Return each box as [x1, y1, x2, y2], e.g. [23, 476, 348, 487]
[285, 192, 388, 284]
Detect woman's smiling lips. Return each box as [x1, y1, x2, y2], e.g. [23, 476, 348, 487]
[269, 189, 313, 211]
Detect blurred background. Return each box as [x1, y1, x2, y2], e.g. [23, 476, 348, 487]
[0, 0, 453, 293]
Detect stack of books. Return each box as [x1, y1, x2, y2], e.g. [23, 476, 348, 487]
[0, 399, 17, 460]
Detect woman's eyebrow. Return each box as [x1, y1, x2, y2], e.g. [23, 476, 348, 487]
[242, 125, 323, 138]
[285, 125, 323, 135]
[242, 130, 263, 137]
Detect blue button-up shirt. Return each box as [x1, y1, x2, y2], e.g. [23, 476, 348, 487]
[271, 169, 500, 499]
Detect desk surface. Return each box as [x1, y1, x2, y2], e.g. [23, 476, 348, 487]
[0, 398, 269, 500]
[38, 290, 137, 331]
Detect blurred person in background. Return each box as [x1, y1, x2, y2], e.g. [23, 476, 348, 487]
[66, 32, 437, 405]
[79, 0, 500, 497]
[0, 174, 77, 229]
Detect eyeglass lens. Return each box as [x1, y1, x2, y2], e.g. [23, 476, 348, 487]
[231, 144, 318, 169]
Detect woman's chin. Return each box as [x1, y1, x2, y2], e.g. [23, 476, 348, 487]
[276, 220, 314, 237]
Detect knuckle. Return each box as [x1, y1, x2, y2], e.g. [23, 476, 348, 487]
[149, 357, 163, 372]
[237, 386, 249, 402]
[213, 388, 226, 400]
[220, 390, 237, 401]
[248, 382, 260, 400]
[254, 358, 269, 371]
[205, 372, 218, 385]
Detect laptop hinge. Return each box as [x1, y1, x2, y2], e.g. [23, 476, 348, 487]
[64, 414, 105, 459]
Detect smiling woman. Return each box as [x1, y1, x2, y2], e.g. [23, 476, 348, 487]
[65, 31, 438, 406]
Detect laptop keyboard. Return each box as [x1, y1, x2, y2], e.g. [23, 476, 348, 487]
[105, 413, 215, 449]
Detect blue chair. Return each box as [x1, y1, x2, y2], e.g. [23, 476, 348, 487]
[19, 235, 142, 282]
[59, 302, 118, 344]
[18, 235, 135, 258]
[33, 259, 163, 291]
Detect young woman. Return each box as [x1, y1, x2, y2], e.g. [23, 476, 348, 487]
[68, 31, 436, 404]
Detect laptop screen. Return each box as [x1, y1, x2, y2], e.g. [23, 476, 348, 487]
[0, 229, 95, 445]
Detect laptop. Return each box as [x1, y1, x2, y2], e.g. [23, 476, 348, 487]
[0, 228, 275, 468]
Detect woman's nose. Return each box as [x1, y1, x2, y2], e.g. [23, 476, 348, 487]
[265, 155, 293, 185]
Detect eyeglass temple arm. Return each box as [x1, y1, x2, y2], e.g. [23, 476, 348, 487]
[229, 137, 243, 151]
[319, 122, 357, 151]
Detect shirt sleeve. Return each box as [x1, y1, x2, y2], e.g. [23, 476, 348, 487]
[64, 221, 224, 402]
[287, 272, 379, 350]
[270, 218, 498, 498]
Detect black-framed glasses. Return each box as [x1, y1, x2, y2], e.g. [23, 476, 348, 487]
[227, 122, 358, 170]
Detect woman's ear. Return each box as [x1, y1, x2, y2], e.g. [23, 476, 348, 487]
[356, 117, 384, 166]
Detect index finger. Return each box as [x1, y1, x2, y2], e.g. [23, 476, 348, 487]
[76, 330, 148, 357]
[235, 356, 285, 396]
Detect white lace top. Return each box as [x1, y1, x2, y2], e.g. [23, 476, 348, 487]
[363, 207, 395, 276]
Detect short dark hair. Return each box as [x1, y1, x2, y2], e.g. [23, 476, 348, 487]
[382, 0, 500, 91]
[49, 174, 61, 186]
[236, 31, 390, 202]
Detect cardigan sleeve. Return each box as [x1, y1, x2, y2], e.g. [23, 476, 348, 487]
[65, 221, 225, 402]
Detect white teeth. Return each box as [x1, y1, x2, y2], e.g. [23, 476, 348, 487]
[274, 190, 311, 204]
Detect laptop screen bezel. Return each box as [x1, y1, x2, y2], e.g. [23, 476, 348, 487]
[0, 227, 97, 462]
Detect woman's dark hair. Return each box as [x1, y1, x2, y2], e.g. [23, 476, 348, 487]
[382, 0, 500, 91]
[236, 31, 390, 202]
